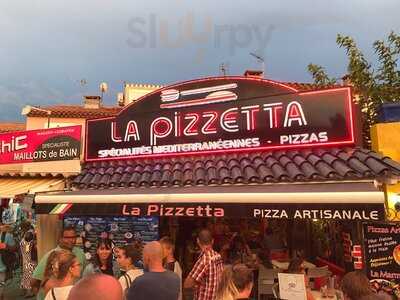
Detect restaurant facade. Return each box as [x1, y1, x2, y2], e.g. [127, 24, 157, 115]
[33, 75, 400, 281]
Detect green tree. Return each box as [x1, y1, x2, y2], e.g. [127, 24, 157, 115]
[308, 32, 400, 147]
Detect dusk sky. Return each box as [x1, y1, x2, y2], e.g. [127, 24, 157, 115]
[1, 0, 399, 121]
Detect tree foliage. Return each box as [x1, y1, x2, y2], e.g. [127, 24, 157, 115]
[308, 32, 400, 147]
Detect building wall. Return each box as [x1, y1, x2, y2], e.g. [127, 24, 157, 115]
[371, 122, 400, 162]
[371, 122, 400, 221]
[124, 84, 161, 105]
[386, 185, 400, 221]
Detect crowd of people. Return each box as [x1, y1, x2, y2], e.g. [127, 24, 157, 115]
[1, 224, 386, 300]
[0, 220, 395, 300]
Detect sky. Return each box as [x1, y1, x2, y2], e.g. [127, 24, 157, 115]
[0, 0, 399, 121]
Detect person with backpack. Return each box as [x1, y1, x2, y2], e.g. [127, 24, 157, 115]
[0, 222, 16, 300]
[115, 244, 143, 296]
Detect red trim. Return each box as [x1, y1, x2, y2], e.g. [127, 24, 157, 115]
[60, 204, 73, 215]
[85, 87, 355, 162]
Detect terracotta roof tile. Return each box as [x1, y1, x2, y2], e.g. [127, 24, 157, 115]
[281, 82, 343, 91]
[0, 122, 25, 133]
[73, 147, 400, 190]
[23, 80, 345, 120]
[26, 105, 121, 119]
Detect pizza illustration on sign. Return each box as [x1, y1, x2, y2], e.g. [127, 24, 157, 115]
[393, 244, 400, 265]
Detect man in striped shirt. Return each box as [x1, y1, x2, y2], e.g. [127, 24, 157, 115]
[184, 229, 224, 300]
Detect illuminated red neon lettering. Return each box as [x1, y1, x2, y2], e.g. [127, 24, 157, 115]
[183, 113, 200, 136]
[174, 112, 181, 137]
[111, 121, 122, 142]
[221, 108, 239, 132]
[273, 106, 282, 128]
[263, 103, 283, 129]
[124, 120, 140, 142]
[202, 111, 218, 134]
[150, 117, 173, 145]
[241, 105, 259, 131]
[288, 104, 300, 118]
[284, 101, 307, 127]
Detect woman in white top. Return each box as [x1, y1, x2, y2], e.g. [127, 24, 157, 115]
[44, 250, 81, 300]
[116, 244, 143, 295]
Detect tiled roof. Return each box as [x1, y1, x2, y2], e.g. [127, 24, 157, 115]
[281, 82, 342, 91]
[25, 80, 343, 120]
[0, 122, 25, 133]
[26, 105, 122, 119]
[72, 147, 400, 190]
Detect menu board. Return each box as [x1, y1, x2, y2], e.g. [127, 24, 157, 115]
[363, 223, 400, 297]
[64, 216, 159, 260]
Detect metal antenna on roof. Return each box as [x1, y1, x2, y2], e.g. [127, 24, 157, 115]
[77, 79, 87, 98]
[220, 63, 230, 76]
[100, 82, 108, 103]
[220, 63, 227, 76]
[250, 52, 265, 77]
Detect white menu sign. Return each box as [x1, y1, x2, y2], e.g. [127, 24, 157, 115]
[278, 273, 307, 300]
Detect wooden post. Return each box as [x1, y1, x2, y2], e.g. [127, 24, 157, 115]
[36, 214, 62, 259]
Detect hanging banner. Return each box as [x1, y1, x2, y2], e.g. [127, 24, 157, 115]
[86, 77, 355, 161]
[0, 126, 81, 164]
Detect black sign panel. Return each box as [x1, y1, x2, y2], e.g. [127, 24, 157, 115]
[38, 203, 385, 221]
[86, 77, 355, 161]
[363, 223, 400, 284]
[64, 216, 158, 260]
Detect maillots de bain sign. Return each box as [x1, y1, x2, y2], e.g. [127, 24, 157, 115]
[0, 126, 81, 164]
[86, 77, 355, 161]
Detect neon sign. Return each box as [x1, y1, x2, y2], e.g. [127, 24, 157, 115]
[86, 76, 355, 161]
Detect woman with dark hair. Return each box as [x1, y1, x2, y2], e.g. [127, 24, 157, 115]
[83, 238, 119, 278]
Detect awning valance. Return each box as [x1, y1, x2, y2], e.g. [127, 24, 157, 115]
[0, 177, 66, 198]
[36, 182, 383, 204]
[34, 182, 387, 221]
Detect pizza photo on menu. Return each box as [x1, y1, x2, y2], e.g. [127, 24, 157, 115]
[393, 244, 400, 265]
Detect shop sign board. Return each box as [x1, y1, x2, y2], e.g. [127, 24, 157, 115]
[64, 216, 158, 260]
[0, 126, 81, 164]
[86, 77, 355, 161]
[38, 202, 385, 221]
[363, 223, 400, 284]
